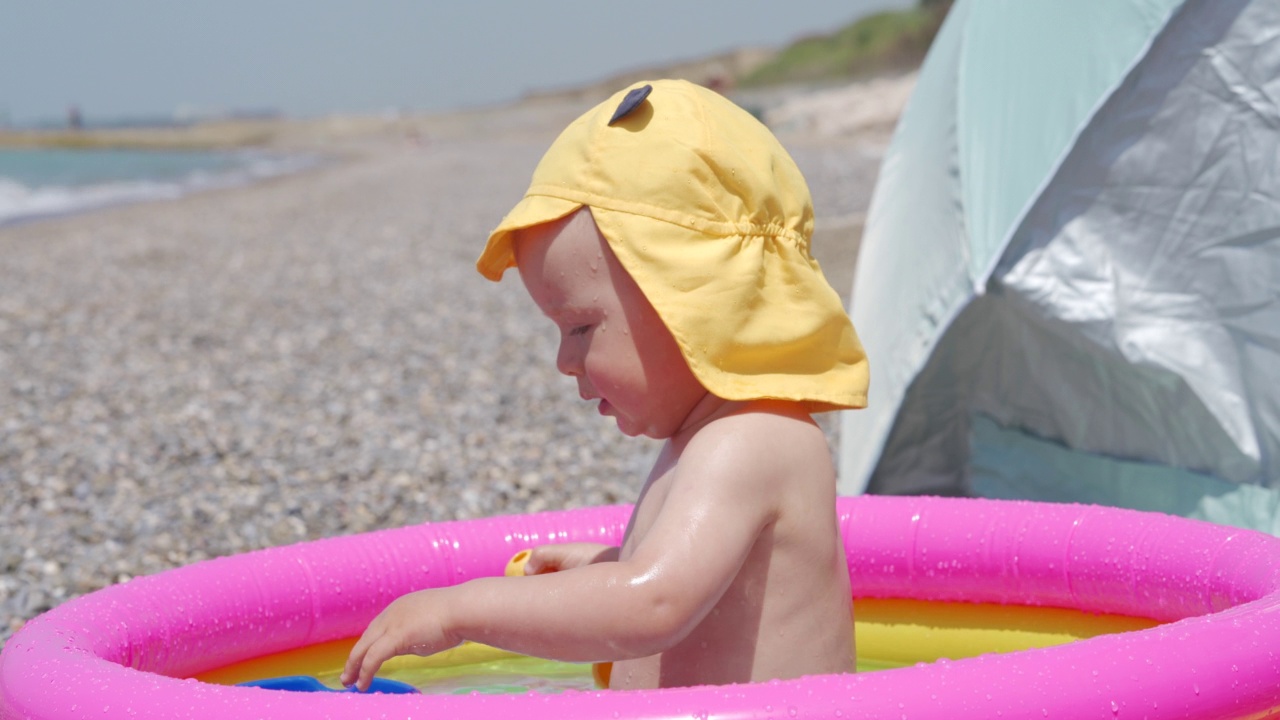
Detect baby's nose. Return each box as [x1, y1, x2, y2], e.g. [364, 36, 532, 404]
[556, 342, 583, 377]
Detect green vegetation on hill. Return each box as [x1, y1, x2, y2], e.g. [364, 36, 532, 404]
[740, 2, 952, 87]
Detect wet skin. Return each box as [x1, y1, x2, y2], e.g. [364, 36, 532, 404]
[342, 209, 853, 690]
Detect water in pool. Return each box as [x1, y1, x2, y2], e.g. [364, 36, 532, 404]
[311, 655, 903, 695]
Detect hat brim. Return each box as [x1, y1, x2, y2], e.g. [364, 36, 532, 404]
[477, 195, 583, 281]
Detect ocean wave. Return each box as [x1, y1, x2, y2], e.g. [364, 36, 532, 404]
[0, 151, 320, 227]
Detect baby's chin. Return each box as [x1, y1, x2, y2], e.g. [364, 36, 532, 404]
[600, 400, 675, 439]
[613, 417, 647, 438]
[609, 411, 663, 440]
[619, 418, 678, 441]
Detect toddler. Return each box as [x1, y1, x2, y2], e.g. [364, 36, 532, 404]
[342, 79, 869, 691]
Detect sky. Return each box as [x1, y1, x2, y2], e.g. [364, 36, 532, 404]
[0, 0, 913, 125]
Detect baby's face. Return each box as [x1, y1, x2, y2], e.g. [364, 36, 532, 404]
[514, 209, 707, 439]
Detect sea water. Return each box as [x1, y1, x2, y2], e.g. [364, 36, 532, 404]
[0, 147, 317, 226]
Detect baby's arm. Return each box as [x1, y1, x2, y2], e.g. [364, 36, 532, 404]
[342, 409, 791, 690]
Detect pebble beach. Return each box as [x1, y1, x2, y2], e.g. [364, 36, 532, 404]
[0, 80, 906, 645]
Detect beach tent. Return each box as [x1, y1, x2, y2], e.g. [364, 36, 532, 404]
[839, 0, 1280, 533]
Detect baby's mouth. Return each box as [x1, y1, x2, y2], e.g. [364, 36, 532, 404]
[579, 387, 612, 416]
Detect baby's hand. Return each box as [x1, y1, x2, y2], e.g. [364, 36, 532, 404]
[340, 589, 458, 692]
[525, 543, 619, 574]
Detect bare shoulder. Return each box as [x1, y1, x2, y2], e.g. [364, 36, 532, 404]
[686, 400, 828, 451]
[677, 400, 834, 497]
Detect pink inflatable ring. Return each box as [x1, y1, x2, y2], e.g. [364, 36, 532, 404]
[3, 496, 1280, 719]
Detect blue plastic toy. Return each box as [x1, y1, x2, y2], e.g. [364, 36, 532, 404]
[238, 675, 419, 694]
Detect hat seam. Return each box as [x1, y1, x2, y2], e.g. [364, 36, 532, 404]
[523, 186, 810, 246]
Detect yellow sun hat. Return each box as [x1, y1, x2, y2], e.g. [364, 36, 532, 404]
[478, 79, 867, 412]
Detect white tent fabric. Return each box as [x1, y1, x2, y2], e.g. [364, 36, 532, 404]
[839, 0, 1280, 533]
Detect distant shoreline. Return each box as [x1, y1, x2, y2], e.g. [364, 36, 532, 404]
[0, 120, 283, 151]
[0, 107, 571, 152]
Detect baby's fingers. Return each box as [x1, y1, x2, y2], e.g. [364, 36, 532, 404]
[341, 626, 385, 691]
[523, 548, 556, 575]
[526, 543, 581, 574]
[343, 634, 400, 692]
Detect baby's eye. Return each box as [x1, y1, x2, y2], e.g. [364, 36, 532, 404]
[569, 324, 592, 337]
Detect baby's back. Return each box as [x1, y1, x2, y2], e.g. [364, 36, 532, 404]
[611, 401, 854, 689]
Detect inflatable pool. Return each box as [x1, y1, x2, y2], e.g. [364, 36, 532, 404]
[3, 495, 1280, 719]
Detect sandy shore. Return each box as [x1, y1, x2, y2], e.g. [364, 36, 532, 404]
[0, 85, 899, 644]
